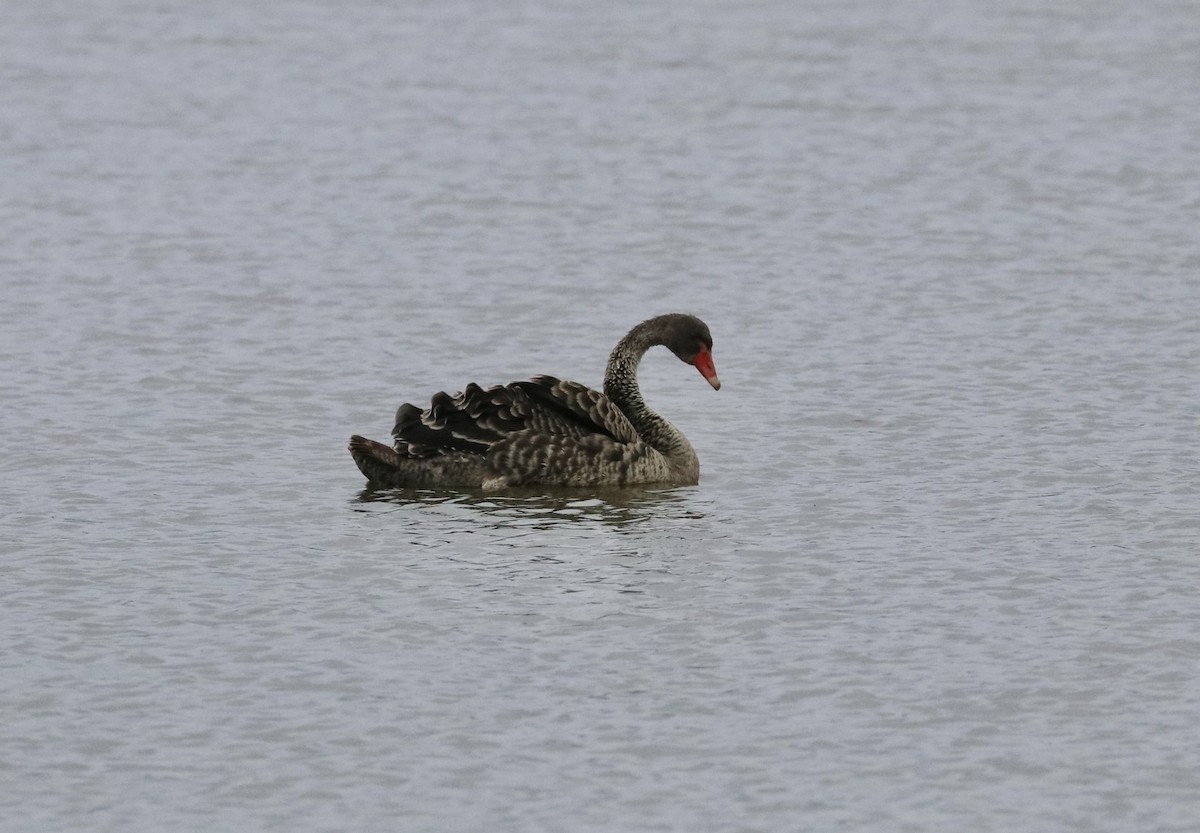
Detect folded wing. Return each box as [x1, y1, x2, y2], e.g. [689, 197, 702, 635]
[391, 374, 637, 460]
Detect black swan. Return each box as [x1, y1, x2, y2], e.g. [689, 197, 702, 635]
[348, 313, 719, 490]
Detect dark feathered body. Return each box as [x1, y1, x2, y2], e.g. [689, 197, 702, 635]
[349, 313, 718, 490]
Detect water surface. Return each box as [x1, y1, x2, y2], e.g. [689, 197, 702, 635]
[3, 1, 1200, 831]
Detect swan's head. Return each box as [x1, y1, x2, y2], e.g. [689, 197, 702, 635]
[659, 314, 720, 391]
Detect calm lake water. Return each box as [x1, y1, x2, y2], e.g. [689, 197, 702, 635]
[4, 1, 1200, 831]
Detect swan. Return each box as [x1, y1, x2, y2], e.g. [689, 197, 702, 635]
[349, 313, 719, 489]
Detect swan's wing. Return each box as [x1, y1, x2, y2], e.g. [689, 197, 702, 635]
[390, 376, 636, 458]
[514, 376, 638, 445]
[391, 383, 519, 457]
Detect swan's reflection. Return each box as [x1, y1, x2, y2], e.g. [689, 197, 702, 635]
[352, 484, 706, 533]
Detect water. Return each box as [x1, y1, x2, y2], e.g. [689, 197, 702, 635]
[3, 1, 1200, 830]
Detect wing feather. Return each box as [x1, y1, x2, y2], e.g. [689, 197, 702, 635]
[389, 376, 636, 460]
[515, 376, 638, 444]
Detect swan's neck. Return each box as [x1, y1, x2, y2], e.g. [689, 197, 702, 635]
[603, 324, 697, 474]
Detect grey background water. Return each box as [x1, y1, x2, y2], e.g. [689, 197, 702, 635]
[3, 1, 1199, 830]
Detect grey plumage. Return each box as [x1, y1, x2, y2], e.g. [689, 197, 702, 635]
[349, 313, 719, 490]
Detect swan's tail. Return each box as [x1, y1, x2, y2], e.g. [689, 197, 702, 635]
[349, 434, 490, 488]
[348, 435, 409, 485]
